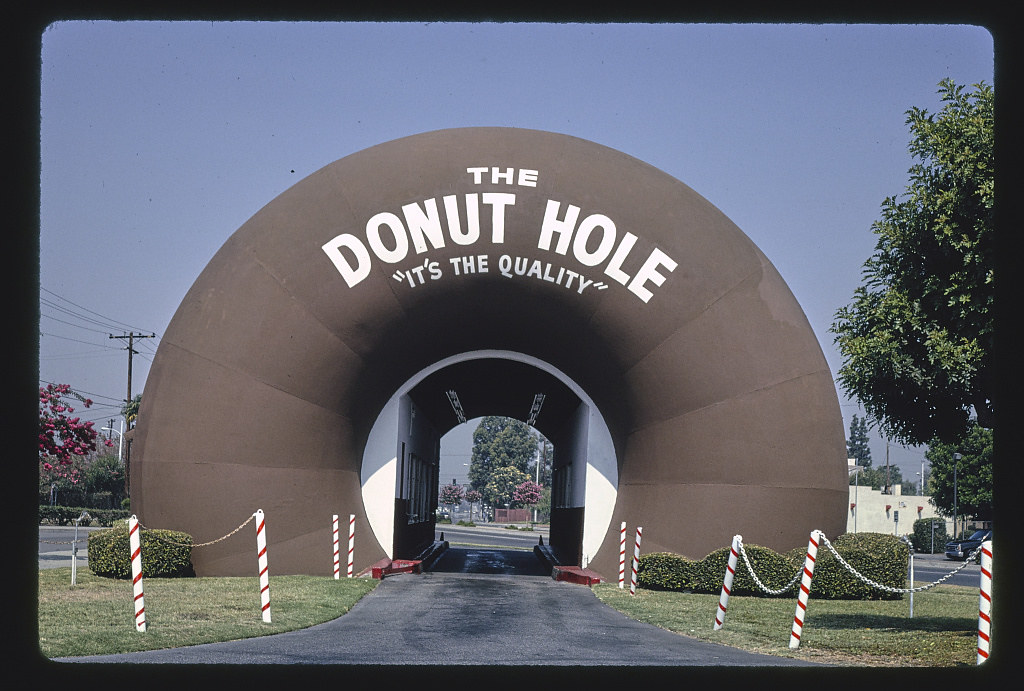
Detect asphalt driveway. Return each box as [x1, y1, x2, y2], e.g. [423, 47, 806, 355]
[52, 547, 823, 667]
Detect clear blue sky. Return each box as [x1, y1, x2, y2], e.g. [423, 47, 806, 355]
[38, 21, 994, 487]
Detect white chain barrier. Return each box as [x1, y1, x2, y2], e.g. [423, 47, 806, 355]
[816, 532, 982, 594]
[126, 511, 268, 630]
[716, 530, 993, 657]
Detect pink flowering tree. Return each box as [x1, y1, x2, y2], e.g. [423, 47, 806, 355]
[512, 480, 542, 508]
[39, 383, 110, 469]
[438, 483, 464, 520]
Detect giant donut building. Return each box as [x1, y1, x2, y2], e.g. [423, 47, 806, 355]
[131, 128, 848, 578]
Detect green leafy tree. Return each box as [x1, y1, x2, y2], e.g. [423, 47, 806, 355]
[831, 80, 994, 447]
[846, 414, 873, 467]
[483, 466, 530, 509]
[850, 464, 904, 492]
[924, 422, 992, 530]
[122, 393, 142, 429]
[468, 416, 539, 492]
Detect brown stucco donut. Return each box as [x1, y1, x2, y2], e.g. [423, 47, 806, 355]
[131, 128, 847, 577]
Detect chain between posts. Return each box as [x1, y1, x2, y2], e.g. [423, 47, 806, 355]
[137, 514, 256, 548]
[735, 533, 982, 596]
[816, 532, 982, 594]
[736, 537, 802, 595]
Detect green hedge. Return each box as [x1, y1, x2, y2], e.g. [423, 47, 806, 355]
[88, 523, 195, 579]
[911, 517, 949, 554]
[38, 505, 131, 527]
[637, 532, 909, 600]
[805, 532, 909, 600]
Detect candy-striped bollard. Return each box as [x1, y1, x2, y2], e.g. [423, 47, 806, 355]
[254, 509, 271, 623]
[128, 515, 146, 632]
[618, 522, 627, 588]
[347, 514, 355, 578]
[333, 514, 341, 579]
[714, 535, 742, 630]
[629, 526, 643, 595]
[977, 540, 993, 664]
[789, 529, 821, 649]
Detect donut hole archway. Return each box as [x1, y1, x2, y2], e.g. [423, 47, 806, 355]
[131, 127, 848, 578]
[360, 350, 617, 567]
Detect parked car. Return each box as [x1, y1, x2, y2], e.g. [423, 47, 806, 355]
[945, 529, 992, 560]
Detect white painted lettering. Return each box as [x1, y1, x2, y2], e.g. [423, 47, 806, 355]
[402, 199, 446, 254]
[518, 169, 539, 187]
[322, 233, 371, 288]
[483, 193, 515, 243]
[366, 212, 409, 264]
[603, 231, 638, 286]
[627, 248, 678, 303]
[572, 214, 617, 267]
[466, 167, 488, 184]
[499, 254, 514, 277]
[446, 194, 480, 246]
[538, 200, 580, 255]
[492, 167, 514, 185]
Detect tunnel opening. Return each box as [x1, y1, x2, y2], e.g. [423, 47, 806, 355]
[359, 350, 618, 569]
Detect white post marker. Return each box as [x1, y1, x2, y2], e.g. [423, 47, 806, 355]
[348, 514, 355, 578]
[618, 521, 626, 589]
[714, 535, 742, 630]
[977, 539, 993, 664]
[128, 515, 146, 632]
[629, 526, 643, 596]
[789, 529, 821, 649]
[254, 509, 271, 623]
[333, 514, 341, 579]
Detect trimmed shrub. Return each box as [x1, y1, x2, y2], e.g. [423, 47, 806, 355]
[694, 544, 801, 597]
[637, 552, 699, 591]
[807, 532, 908, 600]
[636, 533, 908, 600]
[88, 523, 195, 579]
[38, 505, 130, 527]
[911, 517, 949, 554]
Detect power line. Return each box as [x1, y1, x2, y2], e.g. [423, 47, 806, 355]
[41, 287, 156, 336]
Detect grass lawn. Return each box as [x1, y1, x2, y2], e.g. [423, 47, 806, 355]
[592, 581, 983, 667]
[38, 566, 987, 667]
[38, 567, 377, 659]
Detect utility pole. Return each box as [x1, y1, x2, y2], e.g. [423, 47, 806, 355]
[884, 439, 891, 495]
[109, 332, 155, 415]
[109, 332, 155, 498]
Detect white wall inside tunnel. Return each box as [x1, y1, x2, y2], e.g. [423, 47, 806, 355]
[360, 349, 618, 560]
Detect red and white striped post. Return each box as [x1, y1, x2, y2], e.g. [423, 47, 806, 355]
[629, 526, 643, 595]
[254, 509, 271, 623]
[789, 529, 821, 649]
[128, 515, 146, 632]
[333, 514, 341, 579]
[977, 539, 993, 664]
[618, 521, 627, 588]
[714, 535, 742, 630]
[347, 514, 355, 578]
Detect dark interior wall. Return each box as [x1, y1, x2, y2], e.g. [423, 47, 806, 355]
[131, 127, 847, 577]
